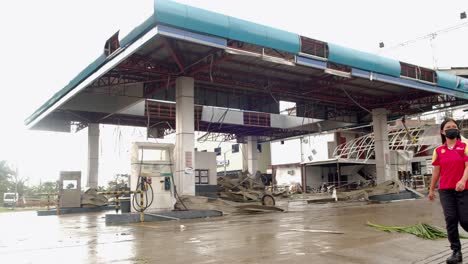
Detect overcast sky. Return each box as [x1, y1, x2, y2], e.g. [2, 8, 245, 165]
[0, 0, 467, 186]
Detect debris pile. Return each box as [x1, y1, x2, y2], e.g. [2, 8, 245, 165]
[338, 180, 402, 201]
[217, 171, 276, 205]
[81, 188, 108, 207]
[175, 195, 284, 214]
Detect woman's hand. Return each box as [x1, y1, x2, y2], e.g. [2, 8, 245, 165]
[456, 180, 466, 192]
[428, 190, 435, 201]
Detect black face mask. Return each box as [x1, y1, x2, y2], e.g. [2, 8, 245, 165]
[445, 128, 459, 139]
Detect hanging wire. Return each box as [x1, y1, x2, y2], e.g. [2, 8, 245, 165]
[209, 55, 214, 82]
[146, 100, 150, 141]
[340, 87, 371, 113]
[383, 21, 468, 51]
[428, 33, 439, 69]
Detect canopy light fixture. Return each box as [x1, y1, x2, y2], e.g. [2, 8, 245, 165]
[261, 54, 295, 66]
[224, 47, 261, 57]
[324, 68, 352, 78]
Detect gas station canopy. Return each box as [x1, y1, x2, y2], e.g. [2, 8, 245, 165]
[26, 0, 468, 141]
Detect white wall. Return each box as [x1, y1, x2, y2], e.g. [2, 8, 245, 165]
[301, 133, 335, 163]
[194, 133, 244, 173]
[220, 144, 244, 173]
[257, 142, 271, 174]
[191, 133, 273, 174]
[271, 138, 301, 165]
[194, 152, 217, 185]
[275, 165, 301, 186]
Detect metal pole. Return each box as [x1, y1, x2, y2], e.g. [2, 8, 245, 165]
[57, 194, 60, 215]
[140, 181, 145, 222]
[337, 162, 341, 188]
[301, 165, 307, 193]
[115, 195, 120, 213]
[14, 166, 18, 210]
[224, 152, 227, 177]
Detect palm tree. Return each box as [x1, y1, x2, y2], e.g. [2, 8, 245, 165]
[0, 161, 15, 202]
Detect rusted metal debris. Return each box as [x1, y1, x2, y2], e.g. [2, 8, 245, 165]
[174, 195, 284, 214]
[217, 172, 277, 206]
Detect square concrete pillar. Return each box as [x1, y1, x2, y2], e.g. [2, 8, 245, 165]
[246, 136, 259, 176]
[372, 108, 391, 184]
[175, 77, 196, 195]
[87, 123, 99, 189]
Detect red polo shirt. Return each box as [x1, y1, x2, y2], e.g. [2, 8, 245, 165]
[432, 140, 468, 190]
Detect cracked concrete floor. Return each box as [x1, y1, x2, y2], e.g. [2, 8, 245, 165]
[1, 199, 466, 264]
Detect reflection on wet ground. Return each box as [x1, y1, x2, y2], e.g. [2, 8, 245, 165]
[0, 199, 462, 264]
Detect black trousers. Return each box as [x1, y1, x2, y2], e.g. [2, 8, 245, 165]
[439, 189, 468, 251]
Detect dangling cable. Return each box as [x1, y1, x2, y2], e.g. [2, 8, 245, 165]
[340, 86, 371, 113]
[209, 55, 214, 83]
[131, 148, 155, 212]
[168, 148, 188, 210]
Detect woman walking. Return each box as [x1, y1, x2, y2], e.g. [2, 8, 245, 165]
[429, 118, 468, 264]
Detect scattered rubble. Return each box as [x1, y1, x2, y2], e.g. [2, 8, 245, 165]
[81, 188, 108, 208]
[217, 171, 277, 205]
[175, 195, 284, 214]
[337, 180, 402, 201]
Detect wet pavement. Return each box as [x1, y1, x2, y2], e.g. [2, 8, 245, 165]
[1, 199, 466, 264]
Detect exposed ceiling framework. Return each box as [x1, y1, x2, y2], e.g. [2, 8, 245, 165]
[26, 0, 468, 143]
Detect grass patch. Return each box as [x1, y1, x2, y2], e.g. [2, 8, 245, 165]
[0, 207, 15, 213]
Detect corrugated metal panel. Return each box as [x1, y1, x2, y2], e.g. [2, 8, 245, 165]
[328, 43, 401, 77]
[201, 106, 244, 125]
[270, 114, 321, 129]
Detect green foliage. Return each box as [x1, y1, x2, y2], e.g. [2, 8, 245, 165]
[367, 221, 468, 240]
[39, 181, 58, 194]
[106, 174, 129, 192]
[0, 161, 14, 186]
[23, 181, 57, 196]
[0, 161, 15, 202]
[15, 177, 28, 197]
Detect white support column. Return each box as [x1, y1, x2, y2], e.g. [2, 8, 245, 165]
[175, 77, 196, 195]
[87, 123, 99, 189]
[372, 108, 391, 184]
[246, 136, 259, 176]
